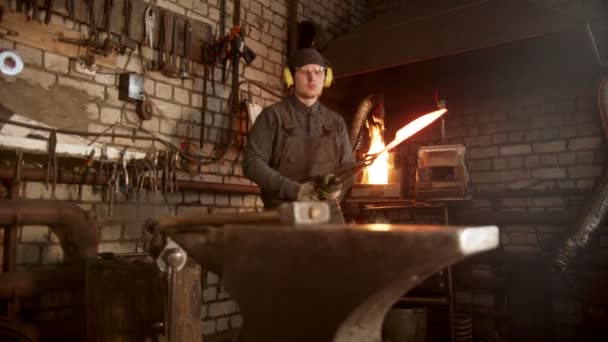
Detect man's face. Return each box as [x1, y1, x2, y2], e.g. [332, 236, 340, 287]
[293, 63, 325, 100]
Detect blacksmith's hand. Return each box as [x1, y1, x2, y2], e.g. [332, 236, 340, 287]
[297, 181, 320, 201]
[315, 173, 342, 200]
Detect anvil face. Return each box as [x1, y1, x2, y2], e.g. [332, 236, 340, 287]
[172, 224, 498, 342]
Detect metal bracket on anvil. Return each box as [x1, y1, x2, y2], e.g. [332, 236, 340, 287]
[155, 238, 188, 273]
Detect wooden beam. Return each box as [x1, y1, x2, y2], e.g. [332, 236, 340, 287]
[0, 11, 117, 68]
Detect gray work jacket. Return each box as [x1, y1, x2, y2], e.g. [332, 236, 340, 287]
[243, 95, 355, 208]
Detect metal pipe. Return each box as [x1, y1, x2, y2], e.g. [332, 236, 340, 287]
[287, 0, 298, 57]
[0, 166, 260, 195]
[556, 76, 608, 270]
[0, 199, 99, 262]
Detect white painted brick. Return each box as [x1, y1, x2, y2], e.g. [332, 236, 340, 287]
[85, 102, 100, 120]
[174, 87, 190, 105]
[192, 1, 209, 15]
[142, 116, 160, 132]
[105, 88, 123, 107]
[15, 44, 43, 66]
[156, 0, 187, 14]
[244, 67, 267, 83]
[206, 97, 221, 112]
[209, 6, 220, 21]
[21, 225, 49, 242]
[58, 76, 105, 98]
[101, 223, 122, 241]
[203, 286, 218, 301]
[144, 78, 155, 95]
[24, 182, 53, 199]
[41, 245, 64, 264]
[53, 184, 79, 201]
[98, 242, 138, 254]
[202, 320, 216, 335]
[268, 48, 282, 64]
[44, 52, 70, 73]
[177, 0, 193, 8]
[216, 317, 229, 332]
[149, 70, 182, 86]
[209, 300, 237, 317]
[206, 271, 219, 285]
[230, 314, 243, 328]
[100, 107, 122, 124]
[246, 39, 268, 57]
[568, 137, 602, 151]
[201, 304, 208, 319]
[156, 82, 173, 99]
[0, 38, 14, 49]
[152, 99, 182, 119]
[191, 93, 203, 107]
[94, 73, 117, 86]
[116, 53, 144, 73]
[17, 244, 40, 264]
[123, 222, 145, 240]
[18, 67, 56, 89]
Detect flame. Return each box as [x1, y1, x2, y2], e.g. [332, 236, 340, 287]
[360, 108, 448, 185]
[362, 114, 389, 184]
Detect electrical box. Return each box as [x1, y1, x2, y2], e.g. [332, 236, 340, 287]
[118, 73, 145, 102]
[415, 144, 469, 200]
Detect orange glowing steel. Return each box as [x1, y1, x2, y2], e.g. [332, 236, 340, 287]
[361, 108, 447, 185]
[385, 109, 447, 152]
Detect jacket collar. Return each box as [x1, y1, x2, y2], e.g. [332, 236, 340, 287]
[288, 94, 321, 114]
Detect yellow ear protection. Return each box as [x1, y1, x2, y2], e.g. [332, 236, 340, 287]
[283, 62, 334, 88]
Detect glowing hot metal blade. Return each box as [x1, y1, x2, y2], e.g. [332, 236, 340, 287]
[384, 108, 447, 153]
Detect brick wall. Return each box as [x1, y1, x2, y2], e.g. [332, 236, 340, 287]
[0, 0, 368, 339]
[391, 32, 606, 339]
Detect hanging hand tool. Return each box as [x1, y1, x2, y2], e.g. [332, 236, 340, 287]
[144, 5, 155, 49]
[66, 0, 74, 22]
[78, 149, 95, 199]
[162, 14, 178, 78]
[179, 20, 192, 79]
[43, 0, 53, 24]
[45, 131, 57, 197]
[219, 0, 226, 83]
[101, 0, 114, 55]
[117, 0, 136, 54]
[31, 0, 40, 22]
[158, 10, 166, 70]
[147, 9, 165, 71]
[87, 0, 99, 50]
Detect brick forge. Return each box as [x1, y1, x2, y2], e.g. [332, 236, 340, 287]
[323, 19, 608, 339]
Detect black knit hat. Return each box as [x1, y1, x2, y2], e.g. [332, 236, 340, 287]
[287, 48, 326, 70]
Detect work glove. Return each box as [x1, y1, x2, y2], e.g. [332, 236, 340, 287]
[297, 181, 320, 201]
[315, 173, 343, 201]
[296, 174, 343, 201]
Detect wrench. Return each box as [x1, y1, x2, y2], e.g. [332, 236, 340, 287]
[180, 20, 192, 79]
[44, 0, 53, 24]
[144, 5, 155, 49]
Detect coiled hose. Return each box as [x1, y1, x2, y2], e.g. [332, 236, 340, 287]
[337, 95, 377, 209]
[555, 76, 608, 270]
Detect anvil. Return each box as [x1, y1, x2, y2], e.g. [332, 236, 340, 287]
[166, 223, 498, 342]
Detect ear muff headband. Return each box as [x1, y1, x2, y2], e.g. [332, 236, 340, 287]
[283, 63, 334, 88]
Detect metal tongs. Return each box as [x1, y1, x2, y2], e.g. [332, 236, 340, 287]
[329, 108, 447, 185]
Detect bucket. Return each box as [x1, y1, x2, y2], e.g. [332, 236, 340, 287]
[382, 306, 427, 342]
